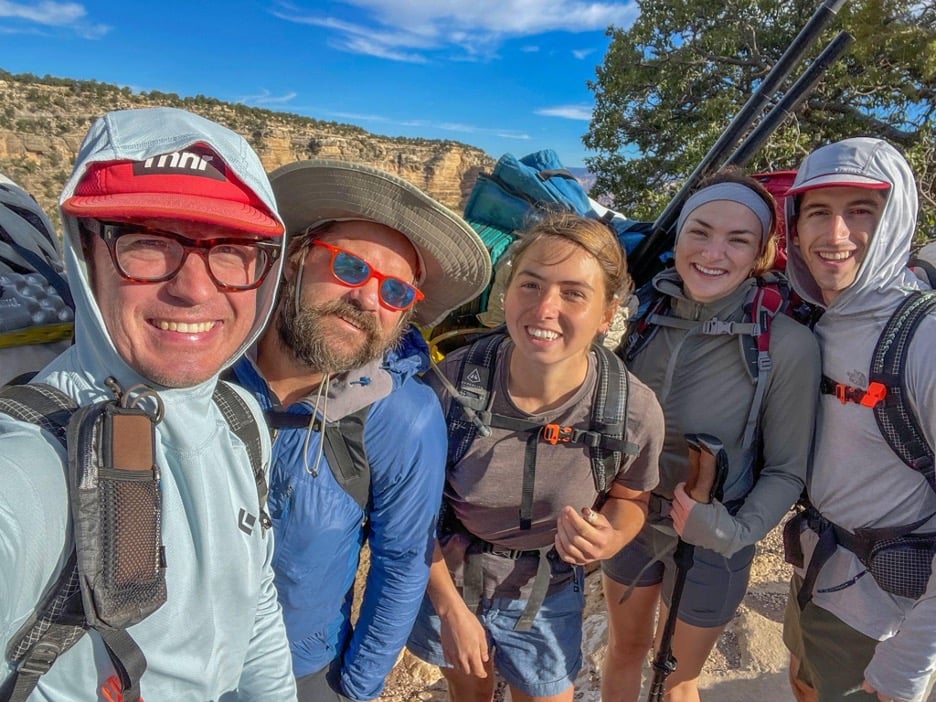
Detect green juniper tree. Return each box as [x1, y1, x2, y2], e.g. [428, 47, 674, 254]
[585, 0, 935, 239]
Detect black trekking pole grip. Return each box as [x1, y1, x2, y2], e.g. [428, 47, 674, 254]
[629, 0, 849, 285]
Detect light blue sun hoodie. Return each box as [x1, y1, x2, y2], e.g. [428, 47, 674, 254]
[786, 137, 936, 702]
[0, 108, 296, 700]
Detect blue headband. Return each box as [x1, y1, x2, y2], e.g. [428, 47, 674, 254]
[676, 182, 773, 243]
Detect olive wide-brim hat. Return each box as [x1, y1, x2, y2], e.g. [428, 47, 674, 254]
[270, 160, 491, 328]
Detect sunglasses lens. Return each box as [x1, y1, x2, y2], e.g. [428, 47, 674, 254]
[332, 251, 370, 285]
[380, 278, 416, 310]
[323, 243, 418, 310]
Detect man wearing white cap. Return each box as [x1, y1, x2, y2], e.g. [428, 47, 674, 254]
[0, 107, 295, 699]
[229, 160, 491, 701]
[781, 137, 936, 702]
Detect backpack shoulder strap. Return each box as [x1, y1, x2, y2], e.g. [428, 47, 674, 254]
[261, 400, 373, 513]
[738, 274, 789, 449]
[589, 344, 634, 499]
[870, 290, 936, 489]
[0, 382, 75, 446]
[619, 292, 669, 363]
[445, 331, 505, 468]
[212, 380, 271, 533]
[321, 405, 371, 512]
[0, 383, 86, 702]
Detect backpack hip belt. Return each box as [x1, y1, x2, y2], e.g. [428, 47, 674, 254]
[787, 504, 936, 605]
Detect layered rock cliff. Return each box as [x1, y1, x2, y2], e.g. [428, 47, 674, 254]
[0, 72, 495, 227]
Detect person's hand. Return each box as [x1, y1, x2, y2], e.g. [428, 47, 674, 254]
[438, 601, 490, 678]
[670, 482, 697, 536]
[861, 680, 910, 702]
[555, 505, 613, 564]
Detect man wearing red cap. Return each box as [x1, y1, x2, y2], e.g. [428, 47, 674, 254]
[0, 107, 296, 700]
[781, 137, 936, 702]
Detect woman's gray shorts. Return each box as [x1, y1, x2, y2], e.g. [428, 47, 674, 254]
[602, 522, 755, 628]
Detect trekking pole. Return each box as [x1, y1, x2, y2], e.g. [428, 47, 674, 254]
[628, 0, 850, 286]
[725, 30, 855, 168]
[646, 433, 728, 702]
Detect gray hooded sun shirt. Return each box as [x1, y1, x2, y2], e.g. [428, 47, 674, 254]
[787, 137, 936, 702]
[0, 108, 296, 700]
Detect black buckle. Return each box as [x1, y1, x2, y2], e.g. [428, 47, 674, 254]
[17, 641, 60, 676]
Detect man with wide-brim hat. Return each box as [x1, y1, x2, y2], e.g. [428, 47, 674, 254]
[229, 160, 491, 701]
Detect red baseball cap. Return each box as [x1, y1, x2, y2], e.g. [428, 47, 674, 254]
[62, 144, 283, 237]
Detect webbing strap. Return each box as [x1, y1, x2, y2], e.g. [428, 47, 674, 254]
[514, 548, 554, 632]
[97, 628, 146, 702]
[796, 517, 837, 610]
[213, 381, 271, 533]
[459, 544, 556, 632]
[519, 433, 538, 531]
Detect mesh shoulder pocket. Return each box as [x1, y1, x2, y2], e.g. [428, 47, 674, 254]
[865, 533, 936, 600]
[68, 401, 166, 629]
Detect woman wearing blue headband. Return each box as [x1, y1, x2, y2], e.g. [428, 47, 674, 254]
[600, 168, 821, 701]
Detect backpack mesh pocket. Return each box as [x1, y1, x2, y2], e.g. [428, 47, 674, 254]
[865, 534, 936, 600]
[101, 471, 165, 608]
[70, 402, 167, 629]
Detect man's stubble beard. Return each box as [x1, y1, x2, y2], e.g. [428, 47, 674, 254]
[276, 275, 409, 375]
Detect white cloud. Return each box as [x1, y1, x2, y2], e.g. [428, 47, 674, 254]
[536, 105, 593, 121]
[238, 90, 298, 106]
[0, 0, 84, 25]
[572, 47, 596, 59]
[0, 1, 109, 37]
[272, 0, 636, 61]
[319, 109, 529, 140]
[341, 0, 636, 35]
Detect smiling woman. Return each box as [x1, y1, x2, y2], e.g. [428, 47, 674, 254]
[406, 210, 665, 702]
[600, 168, 821, 702]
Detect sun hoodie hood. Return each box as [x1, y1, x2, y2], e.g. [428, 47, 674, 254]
[54, 107, 285, 399]
[784, 137, 924, 316]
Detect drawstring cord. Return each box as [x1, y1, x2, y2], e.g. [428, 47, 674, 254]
[302, 373, 330, 476]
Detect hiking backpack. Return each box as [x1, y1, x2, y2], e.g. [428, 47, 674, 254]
[0, 378, 268, 702]
[0, 177, 74, 372]
[439, 149, 640, 332]
[790, 287, 936, 605]
[433, 329, 640, 630]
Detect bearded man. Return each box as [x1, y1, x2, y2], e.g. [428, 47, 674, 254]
[229, 160, 490, 702]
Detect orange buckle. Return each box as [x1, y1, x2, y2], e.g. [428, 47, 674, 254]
[860, 381, 887, 408]
[833, 383, 849, 404]
[542, 424, 573, 445]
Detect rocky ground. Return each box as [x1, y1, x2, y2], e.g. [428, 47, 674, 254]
[375, 524, 936, 701]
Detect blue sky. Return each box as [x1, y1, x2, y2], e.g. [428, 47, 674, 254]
[0, 0, 640, 167]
